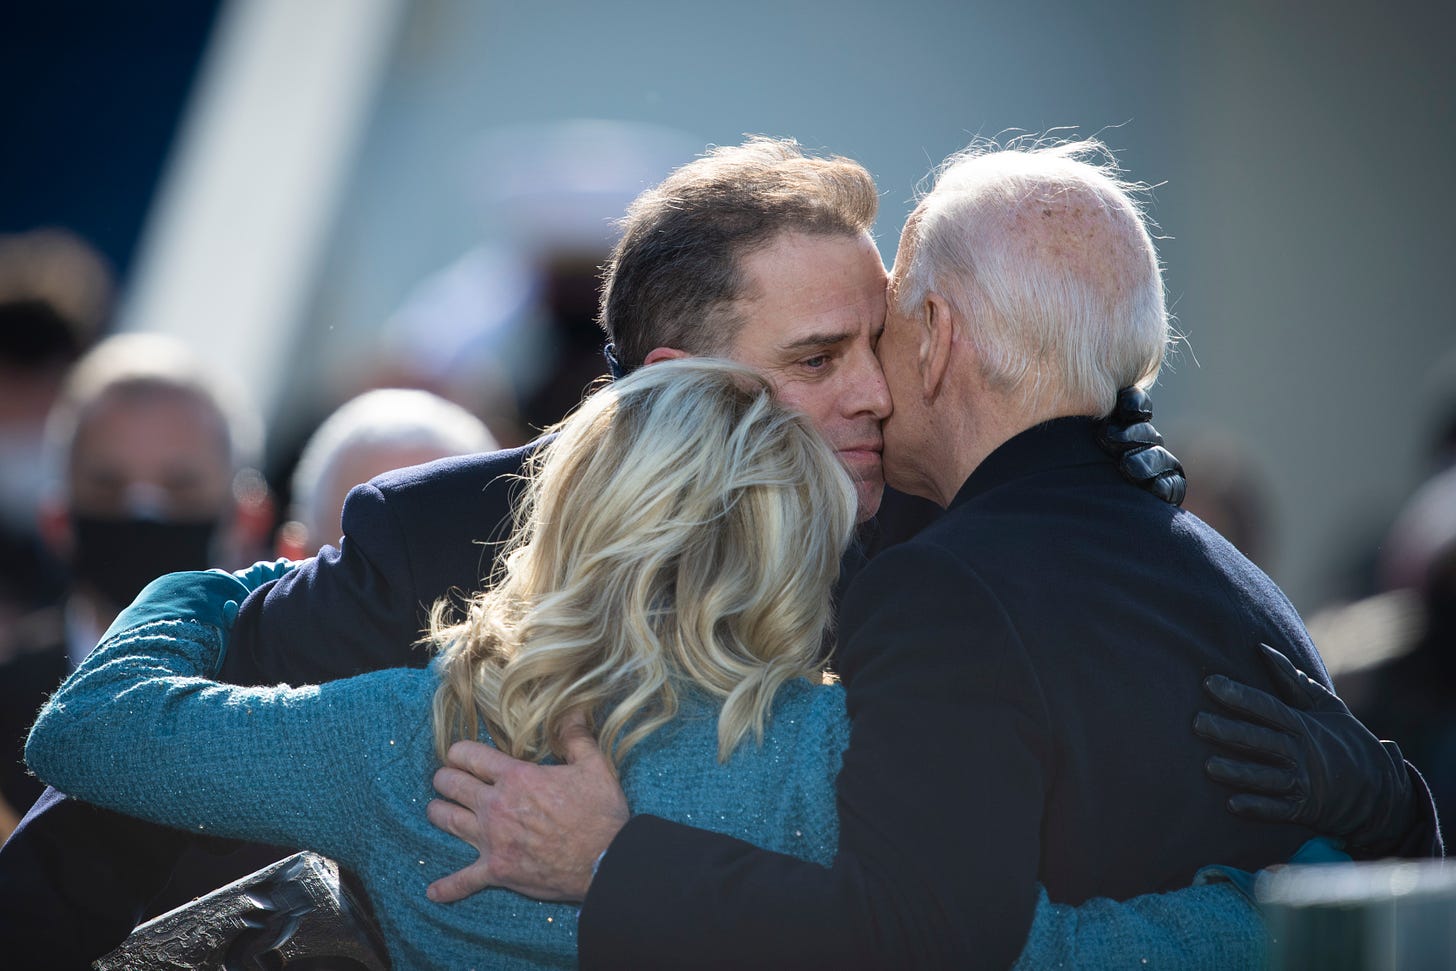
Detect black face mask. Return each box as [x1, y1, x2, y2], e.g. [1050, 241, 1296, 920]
[70, 514, 221, 611]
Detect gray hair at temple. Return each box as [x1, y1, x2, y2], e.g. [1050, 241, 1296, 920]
[893, 136, 1168, 416]
[289, 389, 497, 550]
[599, 136, 878, 369]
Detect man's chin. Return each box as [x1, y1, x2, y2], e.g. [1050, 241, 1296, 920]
[853, 480, 885, 524]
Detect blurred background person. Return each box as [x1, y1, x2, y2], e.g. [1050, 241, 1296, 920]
[275, 386, 497, 559]
[0, 229, 112, 660]
[0, 332, 270, 840]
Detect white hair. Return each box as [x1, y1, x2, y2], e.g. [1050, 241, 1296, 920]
[290, 388, 497, 542]
[894, 136, 1168, 415]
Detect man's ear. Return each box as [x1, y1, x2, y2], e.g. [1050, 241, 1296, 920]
[642, 347, 692, 366]
[918, 293, 954, 401]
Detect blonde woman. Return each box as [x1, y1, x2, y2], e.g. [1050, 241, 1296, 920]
[28, 360, 1271, 969]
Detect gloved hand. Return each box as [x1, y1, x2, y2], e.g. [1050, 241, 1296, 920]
[1094, 386, 1186, 505]
[99, 570, 253, 642]
[230, 557, 299, 593]
[97, 561, 298, 654]
[1194, 642, 1416, 854]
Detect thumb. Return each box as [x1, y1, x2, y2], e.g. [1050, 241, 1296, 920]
[1257, 643, 1326, 710]
[1263, 642, 1347, 714]
[426, 860, 494, 904]
[557, 712, 603, 766]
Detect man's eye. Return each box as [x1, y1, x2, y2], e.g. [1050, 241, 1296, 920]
[802, 354, 830, 370]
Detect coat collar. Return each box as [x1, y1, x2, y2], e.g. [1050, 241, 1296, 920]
[947, 416, 1108, 512]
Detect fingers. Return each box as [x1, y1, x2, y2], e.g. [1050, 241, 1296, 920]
[1193, 710, 1299, 764]
[1226, 792, 1302, 823]
[1255, 642, 1310, 703]
[425, 797, 478, 843]
[426, 861, 494, 904]
[1202, 675, 1300, 733]
[445, 738, 517, 781]
[1256, 643, 1341, 712]
[1205, 755, 1298, 795]
[433, 765, 494, 807]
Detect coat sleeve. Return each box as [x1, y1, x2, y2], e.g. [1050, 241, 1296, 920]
[579, 543, 1053, 970]
[0, 788, 188, 970]
[1011, 882, 1268, 969]
[25, 580, 395, 863]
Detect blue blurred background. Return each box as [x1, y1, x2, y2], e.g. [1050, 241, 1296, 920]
[4, 0, 1453, 614]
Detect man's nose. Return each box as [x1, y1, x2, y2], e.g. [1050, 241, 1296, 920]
[848, 348, 892, 420]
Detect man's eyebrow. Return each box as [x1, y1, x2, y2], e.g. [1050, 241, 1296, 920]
[778, 330, 856, 353]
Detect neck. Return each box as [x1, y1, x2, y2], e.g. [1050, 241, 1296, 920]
[930, 383, 1083, 506]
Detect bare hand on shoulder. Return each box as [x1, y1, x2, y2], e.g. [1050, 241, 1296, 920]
[424, 715, 629, 904]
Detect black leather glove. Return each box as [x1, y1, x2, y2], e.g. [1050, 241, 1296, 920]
[1193, 642, 1416, 853]
[1094, 386, 1186, 505]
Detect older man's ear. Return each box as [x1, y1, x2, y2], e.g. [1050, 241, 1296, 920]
[918, 292, 955, 403]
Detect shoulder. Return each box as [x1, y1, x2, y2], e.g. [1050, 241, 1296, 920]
[367, 439, 544, 501]
[337, 439, 546, 556]
[783, 677, 847, 728]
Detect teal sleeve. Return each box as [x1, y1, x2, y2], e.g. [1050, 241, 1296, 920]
[1012, 881, 1267, 969]
[24, 612, 405, 868]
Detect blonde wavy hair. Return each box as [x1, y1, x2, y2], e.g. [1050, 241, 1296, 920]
[428, 358, 857, 767]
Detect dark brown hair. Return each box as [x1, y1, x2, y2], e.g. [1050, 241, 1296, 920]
[600, 136, 878, 368]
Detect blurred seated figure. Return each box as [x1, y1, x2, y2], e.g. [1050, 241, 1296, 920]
[28, 361, 1279, 969]
[276, 388, 497, 560]
[0, 333, 270, 845]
